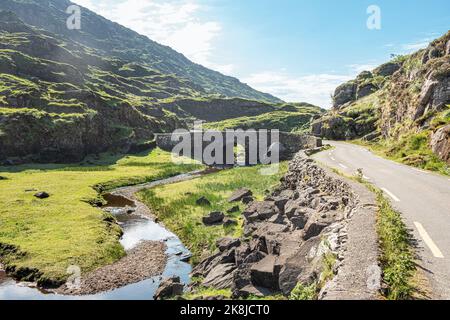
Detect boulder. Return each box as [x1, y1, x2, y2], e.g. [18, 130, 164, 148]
[235, 243, 252, 265]
[202, 263, 236, 289]
[250, 255, 281, 290]
[216, 238, 241, 252]
[34, 192, 50, 199]
[284, 200, 301, 218]
[223, 217, 238, 228]
[303, 211, 336, 240]
[243, 201, 279, 223]
[431, 124, 450, 164]
[356, 84, 377, 99]
[278, 237, 322, 295]
[333, 81, 356, 109]
[242, 196, 254, 205]
[227, 206, 240, 214]
[373, 62, 401, 77]
[228, 188, 253, 202]
[0, 176, 7, 180]
[202, 212, 224, 225]
[154, 276, 184, 300]
[196, 196, 211, 206]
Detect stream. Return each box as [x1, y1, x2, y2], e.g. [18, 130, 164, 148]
[0, 170, 213, 300]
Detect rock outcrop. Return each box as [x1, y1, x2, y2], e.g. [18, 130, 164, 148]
[190, 153, 380, 299]
[431, 124, 450, 164]
[312, 31, 449, 164]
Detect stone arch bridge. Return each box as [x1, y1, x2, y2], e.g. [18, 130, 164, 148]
[155, 131, 322, 166]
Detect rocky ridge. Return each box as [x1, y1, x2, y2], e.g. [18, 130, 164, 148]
[312, 32, 449, 164]
[188, 152, 380, 299]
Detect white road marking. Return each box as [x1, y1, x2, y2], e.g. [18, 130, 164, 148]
[413, 168, 428, 174]
[339, 163, 348, 169]
[414, 222, 444, 259]
[331, 157, 336, 161]
[381, 188, 400, 202]
[363, 175, 371, 180]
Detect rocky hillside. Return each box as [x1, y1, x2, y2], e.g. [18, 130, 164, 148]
[0, 0, 280, 103]
[312, 31, 450, 167]
[0, 0, 287, 164]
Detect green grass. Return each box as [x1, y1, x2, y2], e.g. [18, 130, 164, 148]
[0, 148, 202, 285]
[138, 162, 288, 264]
[204, 107, 322, 133]
[182, 286, 233, 300]
[354, 130, 449, 176]
[289, 283, 318, 300]
[370, 186, 415, 300]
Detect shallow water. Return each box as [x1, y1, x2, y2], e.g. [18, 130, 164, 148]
[0, 183, 194, 300]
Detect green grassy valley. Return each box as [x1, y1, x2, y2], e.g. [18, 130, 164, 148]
[0, 149, 201, 286]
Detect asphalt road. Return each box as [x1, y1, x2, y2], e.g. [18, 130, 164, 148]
[313, 141, 450, 299]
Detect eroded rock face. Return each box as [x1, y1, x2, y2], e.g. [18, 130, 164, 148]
[431, 124, 450, 164]
[373, 62, 401, 77]
[333, 82, 356, 109]
[191, 154, 356, 298]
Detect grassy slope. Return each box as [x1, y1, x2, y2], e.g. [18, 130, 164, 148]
[0, 149, 201, 284]
[139, 162, 288, 264]
[205, 105, 323, 132]
[354, 106, 450, 175]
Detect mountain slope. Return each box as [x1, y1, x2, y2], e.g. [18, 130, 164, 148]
[312, 31, 450, 172]
[0, 0, 287, 164]
[0, 0, 281, 103]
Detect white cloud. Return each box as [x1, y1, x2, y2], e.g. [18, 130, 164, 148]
[401, 38, 432, 53]
[242, 71, 353, 108]
[347, 63, 379, 74]
[73, 0, 231, 71]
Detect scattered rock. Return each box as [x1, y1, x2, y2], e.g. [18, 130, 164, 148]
[228, 188, 253, 203]
[202, 212, 225, 225]
[242, 196, 254, 204]
[196, 196, 211, 206]
[34, 192, 50, 199]
[250, 255, 280, 290]
[223, 217, 238, 228]
[0, 176, 8, 180]
[154, 276, 184, 300]
[191, 154, 355, 299]
[243, 201, 279, 223]
[217, 238, 241, 252]
[227, 206, 240, 214]
[202, 264, 236, 289]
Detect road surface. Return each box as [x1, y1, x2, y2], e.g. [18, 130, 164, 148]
[313, 141, 450, 299]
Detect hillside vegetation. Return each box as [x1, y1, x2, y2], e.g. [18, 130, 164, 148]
[0, 1, 290, 165]
[312, 32, 450, 173]
[204, 103, 324, 132]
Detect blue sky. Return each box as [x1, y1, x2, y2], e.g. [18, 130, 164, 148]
[74, 0, 450, 107]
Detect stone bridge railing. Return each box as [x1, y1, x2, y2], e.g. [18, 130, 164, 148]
[155, 131, 322, 166]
